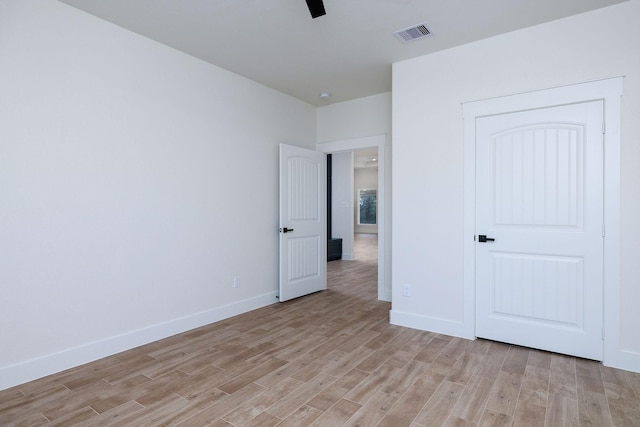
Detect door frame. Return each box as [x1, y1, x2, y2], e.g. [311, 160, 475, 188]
[462, 77, 623, 367]
[316, 134, 389, 302]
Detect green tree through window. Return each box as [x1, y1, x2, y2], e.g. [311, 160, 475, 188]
[359, 189, 377, 225]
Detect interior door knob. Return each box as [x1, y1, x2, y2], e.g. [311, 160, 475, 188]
[478, 235, 495, 242]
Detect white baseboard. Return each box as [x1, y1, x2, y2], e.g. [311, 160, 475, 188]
[342, 253, 354, 261]
[0, 292, 278, 391]
[390, 311, 640, 374]
[604, 348, 640, 373]
[389, 309, 474, 340]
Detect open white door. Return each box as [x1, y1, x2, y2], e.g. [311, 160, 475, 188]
[279, 143, 327, 302]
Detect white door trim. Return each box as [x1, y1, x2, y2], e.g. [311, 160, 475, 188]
[462, 77, 625, 369]
[317, 134, 390, 302]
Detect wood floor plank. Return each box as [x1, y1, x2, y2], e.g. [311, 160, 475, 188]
[431, 352, 459, 376]
[0, 411, 50, 427]
[290, 354, 338, 383]
[548, 354, 578, 399]
[84, 375, 149, 414]
[266, 372, 337, 420]
[605, 393, 640, 427]
[173, 351, 223, 376]
[475, 342, 510, 380]
[275, 404, 322, 427]
[478, 408, 513, 427]
[527, 349, 552, 370]
[450, 375, 494, 424]
[0, 389, 26, 412]
[336, 329, 380, 353]
[175, 382, 265, 426]
[0, 384, 70, 422]
[218, 357, 288, 394]
[270, 334, 325, 362]
[40, 382, 107, 422]
[322, 348, 376, 378]
[254, 353, 319, 387]
[485, 371, 523, 416]
[446, 351, 481, 385]
[518, 365, 549, 407]
[465, 338, 491, 356]
[84, 401, 145, 427]
[363, 327, 405, 351]
[576, 357, 606, 394]
[221, 377, 302, 425]
[343, 363, 400, 404]
[442, 337, 473, 360]
[307, 368, 369, 412]
[45, 406, 98, 426]
[243, 411, 281, 427]
[577, 389, 614, 427]
[111, 393, 192, 426]
[354, 345, 399, 372]
[382, 360, 435, 399]
[512, 400, 546, 427]
[310, 398, 361, 426]
[601, 365, 638, 400]
[134, 370, 191, 407]
[413, 336, 451, 364]
[173, 367, 226, 401]
[443, 415, 478, 427]
[343, 390, 399, 427]
[377, 376, 440, 426]
[501, 346, 529, 375]
[413, 380, 464, 426]
[386, 342, 425, 369]
[545, 394, 578, 427]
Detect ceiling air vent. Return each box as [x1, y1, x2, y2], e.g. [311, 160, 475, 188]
[393, 23, 432, 43]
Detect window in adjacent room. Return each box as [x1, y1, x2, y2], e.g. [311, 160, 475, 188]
[358, 188, 377, 225]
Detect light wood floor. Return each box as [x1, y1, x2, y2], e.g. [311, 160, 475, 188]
[1, 234, 639, 426]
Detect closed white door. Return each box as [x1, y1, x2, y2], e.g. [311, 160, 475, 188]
[475, 101, 604, 360]
[279, 143, 327, 302]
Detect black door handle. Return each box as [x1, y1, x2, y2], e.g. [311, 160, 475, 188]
[280, 227, 294, 233]
[478, 235, 495, 242]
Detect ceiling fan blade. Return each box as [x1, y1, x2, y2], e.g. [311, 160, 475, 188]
[306, 0, 326, 18]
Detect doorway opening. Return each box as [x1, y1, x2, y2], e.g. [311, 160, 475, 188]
[325, 149, 380, 299]
[317, 134, 389, 302]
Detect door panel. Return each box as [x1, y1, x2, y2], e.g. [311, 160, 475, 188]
[476, 101, 604, 360]
[492, 126, 582, 228]
[491, 253, 583, 325]
[279, 144, 326, 302]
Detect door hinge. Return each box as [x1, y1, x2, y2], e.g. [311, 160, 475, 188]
[602, 223, 605, 238]
[602, 327, 605, 340]
[602, 121, 606, 134]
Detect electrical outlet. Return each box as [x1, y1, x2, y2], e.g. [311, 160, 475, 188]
[233, 276, 240, 288]
[402, 284, 411, 297]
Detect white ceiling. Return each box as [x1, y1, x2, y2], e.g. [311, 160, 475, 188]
[354, 149, 379, 169]
[58, 0, 628, 106]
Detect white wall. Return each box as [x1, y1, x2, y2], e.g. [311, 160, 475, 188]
[392, 0, 640, 372]
[317, 93, 392, 143]
[317, 93, 392, 298]
[0, 0, 316, 389]
[331, 152, 354, 259]
[354, 167, 378, 234]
